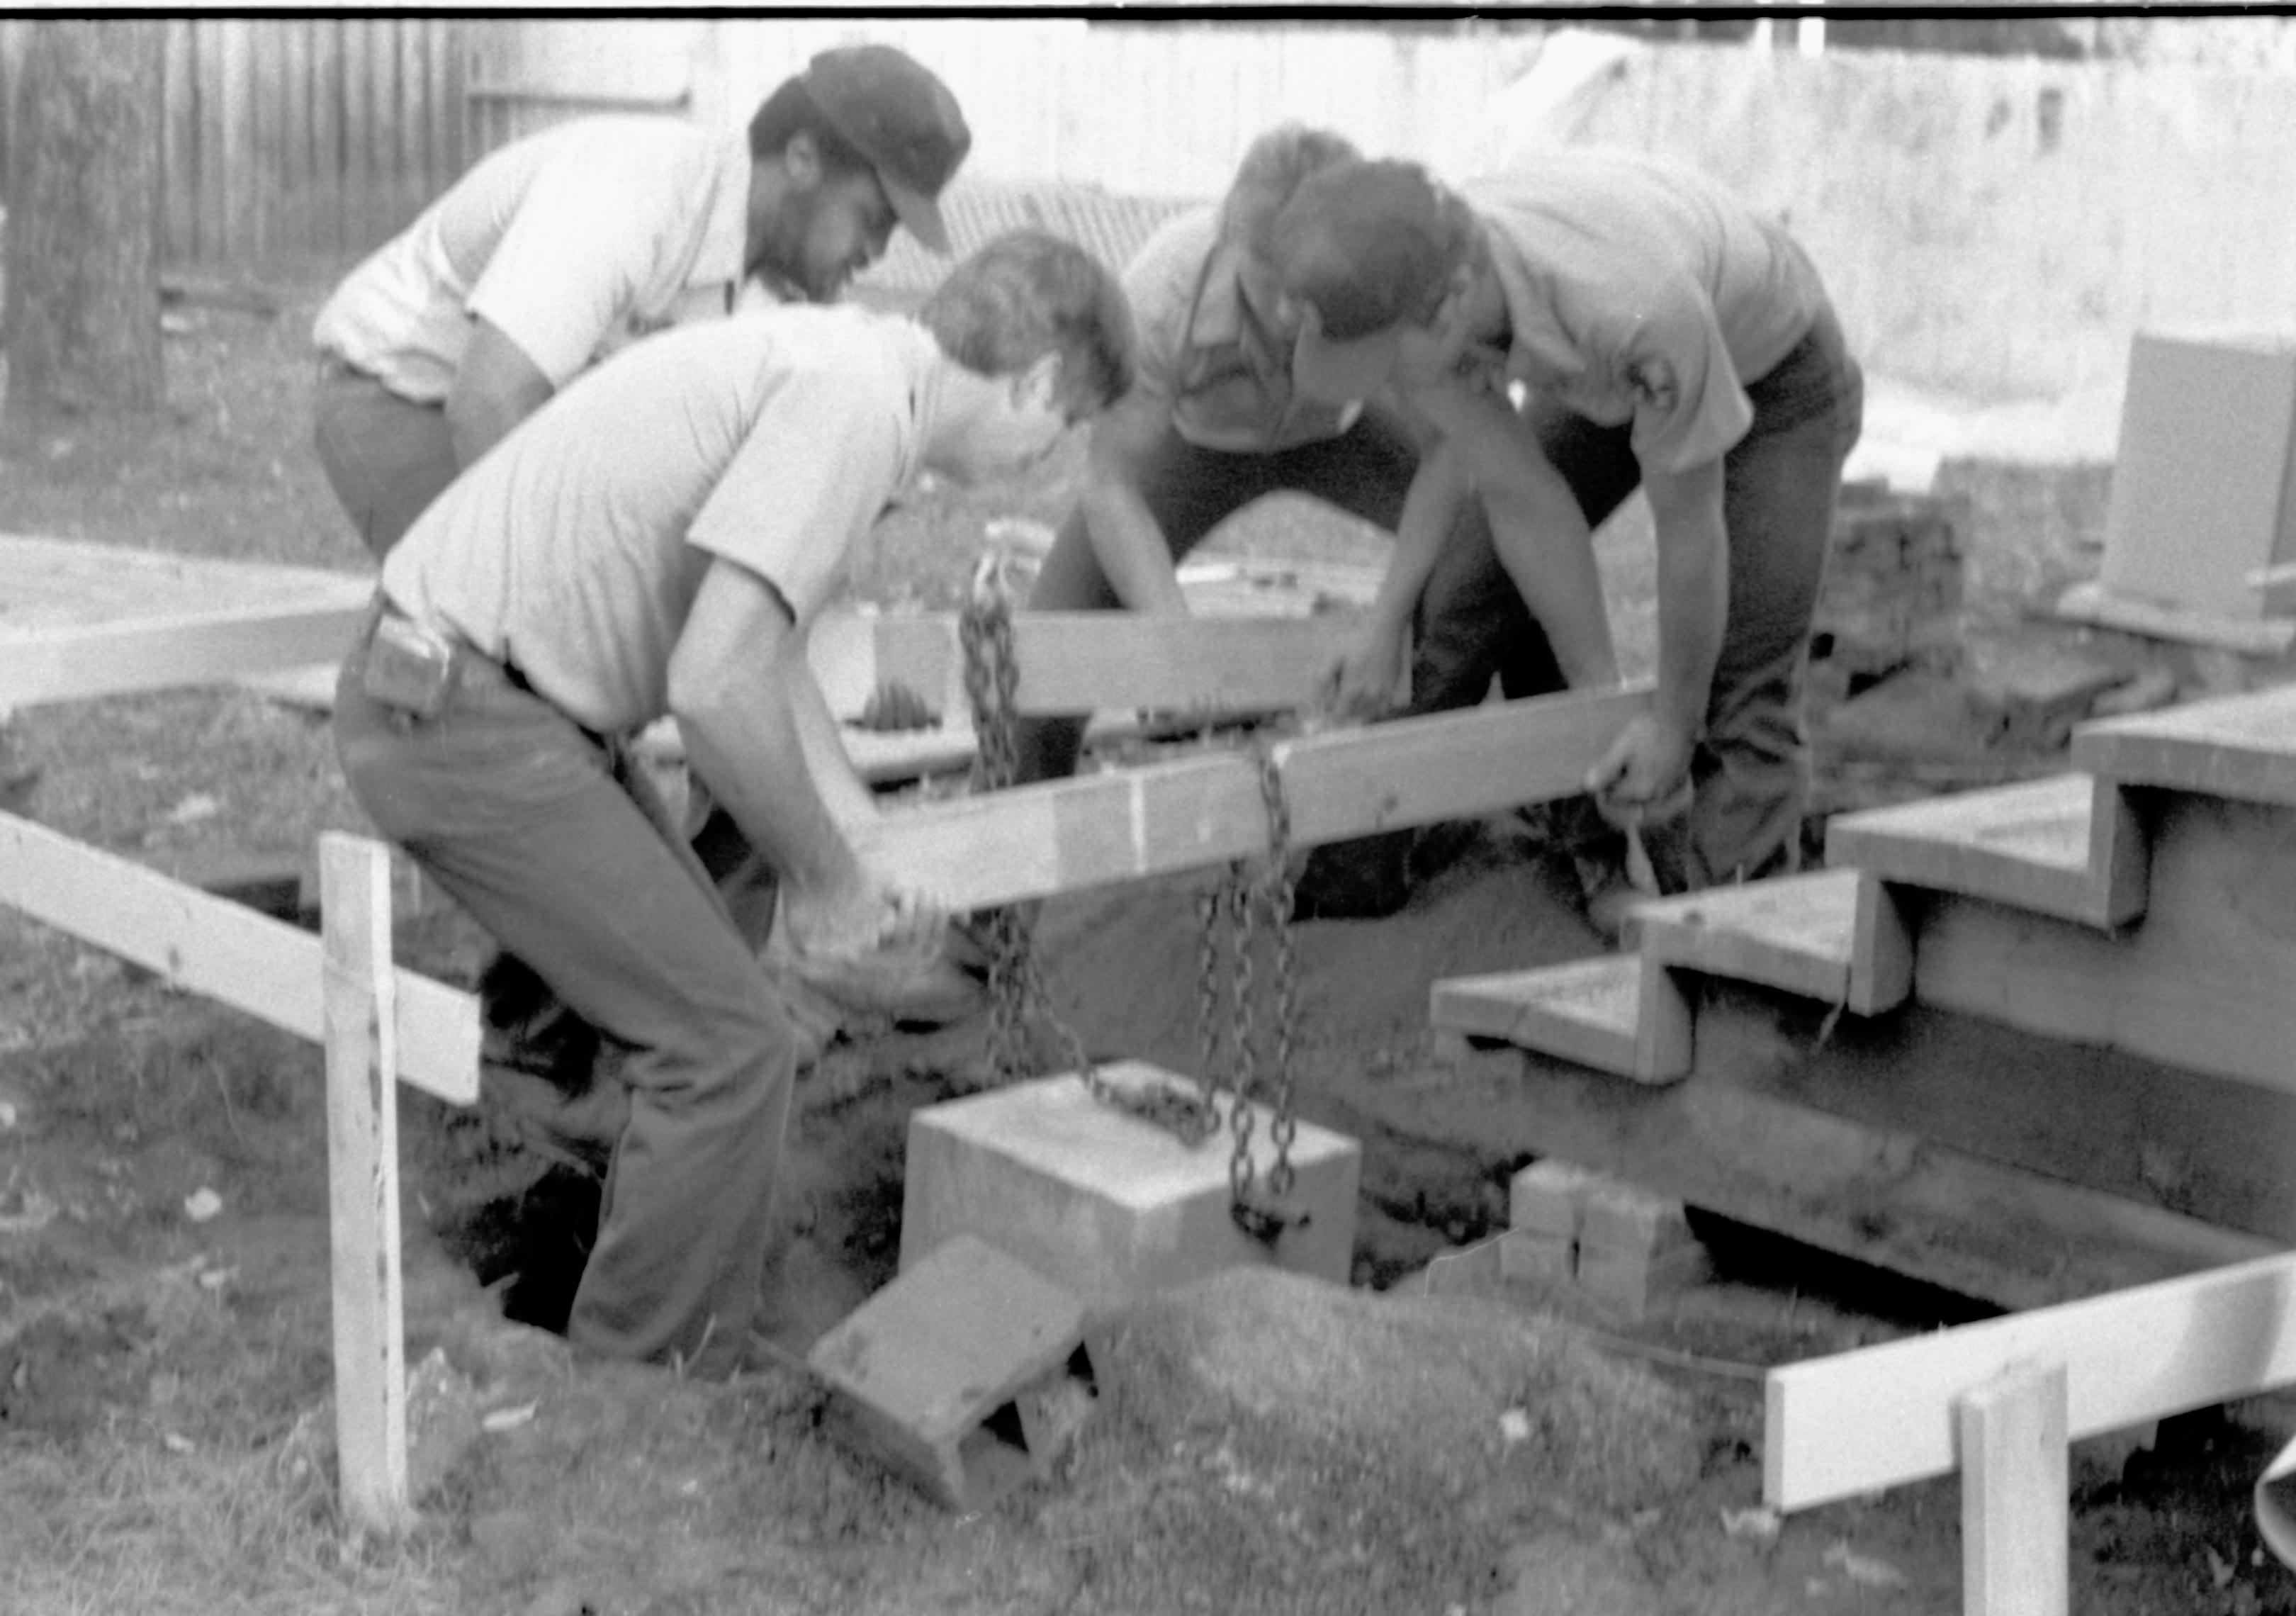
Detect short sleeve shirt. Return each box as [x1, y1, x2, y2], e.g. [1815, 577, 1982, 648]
[312, 117, 756, 403]
[379, 305, 933, 736]
[1463, 150, 1829, 474]
[1124, 208, 1361, 454]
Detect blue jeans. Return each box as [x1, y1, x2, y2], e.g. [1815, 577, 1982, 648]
[1013, 404, 1564, 784]
[1452, 306, 1865, 890]
[333, 616, 795, 1375]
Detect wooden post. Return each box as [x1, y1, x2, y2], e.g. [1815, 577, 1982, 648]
[320, 833, 412, 1535]
[1956, 1359, 2069, 1616]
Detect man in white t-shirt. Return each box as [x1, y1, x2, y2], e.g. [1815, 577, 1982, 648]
[311, 43, 969, 557]
[333, 231, 1133, 1376]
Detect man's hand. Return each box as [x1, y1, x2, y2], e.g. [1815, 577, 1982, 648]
[1317, 621, 1409, 725]
[1586, 712, 1696, 829]
[779, 872, 945, 966]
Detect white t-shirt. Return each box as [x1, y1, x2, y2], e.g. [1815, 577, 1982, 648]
[380, 305, 936, 737]
[313, 117, 757, 403]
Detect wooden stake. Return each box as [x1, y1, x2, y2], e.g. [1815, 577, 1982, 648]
[1957, 1359, 2069, 1616]
[320, 833, 412, 1535]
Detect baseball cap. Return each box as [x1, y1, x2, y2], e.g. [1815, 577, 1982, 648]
[802, 45, 971, 254]
[1266, 159, 1454, 404]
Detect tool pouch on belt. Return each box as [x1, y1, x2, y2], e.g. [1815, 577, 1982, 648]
[360, 600, 460, 721]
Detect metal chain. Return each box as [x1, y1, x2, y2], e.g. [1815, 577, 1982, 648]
[1254, 746, 1301, 1206]
[959, 554, 1215, 1145]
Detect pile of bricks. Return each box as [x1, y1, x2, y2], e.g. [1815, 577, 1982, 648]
[1499, 1159, 1711, 1323]
[1808, 485, 1971, 707]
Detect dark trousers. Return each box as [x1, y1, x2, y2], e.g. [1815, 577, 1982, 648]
[311, 368, 460, 561]
[1451, 306, 1866, 889]
[1013, 407, 1567, 784]
[334, 623, 794, 1376]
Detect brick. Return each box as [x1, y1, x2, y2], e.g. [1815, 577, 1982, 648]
[1508, 1158, 1597, 1240]
[899, 1065, 1361, 1313]
[1499, 1228, 1575, 1285]
[808, 1233, 1099, 1510]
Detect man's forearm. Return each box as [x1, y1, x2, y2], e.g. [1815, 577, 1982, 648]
[1076, 479, 1190, 615]
[1643, 461, 1731, 736]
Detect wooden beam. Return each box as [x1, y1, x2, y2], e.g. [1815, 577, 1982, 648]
[0, 600, 368, 709]
[1957, 1359, 2069, 1616]
[805, 610, 1373, 723]
[2073, 684, 2296, 809]
[320, 834, 413, 1536]
[1825, 773, 2148, 931]
[863, 685, 1649, 909]
[0, 809, 478, 1103]
[1765, 1248, 2296, 1512]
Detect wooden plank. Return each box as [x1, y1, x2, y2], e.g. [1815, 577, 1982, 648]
[0, 809, 478, 1104]
[1913, 793, 2296, 1096]
[1765, 1249, 2296, 1512]
[804, 610, 1371, 723]
[1826, 772, 2147, 929]
[2073, 684, 2296, 809]
[1428, 953, 1691, 1083]
[320, 834, 412, 1535]
[2052, 580, 2296, 657]
[0, 601, 368, 709]
[1633, 870, 1859, 1006]
[1957, 1359, 2069, 1616]
[863, 685, 1649, 909]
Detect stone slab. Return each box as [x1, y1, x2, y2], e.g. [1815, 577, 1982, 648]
[899, 1065, 1361, 1311]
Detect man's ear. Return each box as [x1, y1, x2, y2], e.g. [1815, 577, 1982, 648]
[778, 130, 824, 191]
[1013, 351, 1064, 412]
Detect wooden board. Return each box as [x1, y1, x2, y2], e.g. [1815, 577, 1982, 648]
[1631, 868, 1910, 1014]
[1765, 1248, 2296, 1511]
[320, 834, 412, 1534]
[1958, 1360, 2070, 1616]
[1826, 772, 2148, 930]
[804, 608, 1372, 724]
[1913, 793, 2296, 1096]
[0, 808, 477, 1103]
[0, 533, 369, 709]
[1428, 953, 1691, 1083]
[862, 685, 1649, 909]
[2073, 684, 2296, 809]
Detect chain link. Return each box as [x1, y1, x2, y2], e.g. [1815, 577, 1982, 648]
[959, 555, 1216, 1145]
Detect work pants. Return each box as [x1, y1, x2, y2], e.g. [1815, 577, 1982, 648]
[1013, 405, 1568, 785]
[312, 366, 461, 561]
[1442, 305, 1865, 890]
[333, 615, 794, 1377]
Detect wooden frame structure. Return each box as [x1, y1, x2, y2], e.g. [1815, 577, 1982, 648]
[1767, 1250, 2296, 1614]
[0, 539, 476, 1534]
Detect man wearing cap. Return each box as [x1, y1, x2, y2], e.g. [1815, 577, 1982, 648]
[1270, 151, 1862, 921]
[1009, 124, 1563, 917]
[313, 43, 971, 559]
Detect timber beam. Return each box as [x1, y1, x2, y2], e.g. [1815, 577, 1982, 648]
[0, 600, 369, 710]
[806, 610, 1375, 722]
[0, 807, 478, 1102]
[863, 685, 1650, 910]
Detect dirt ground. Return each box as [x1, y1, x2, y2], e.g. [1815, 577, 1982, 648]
[3, 284, 2293, 1615]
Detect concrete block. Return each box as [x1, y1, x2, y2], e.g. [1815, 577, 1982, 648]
[1575, 1182, 1710, 1320]
[808, 1233, 1099, 1510]
[1509, 1158, 1599, 1239]
[1499, 1228, 1575, 1285]
[899, 1064, 1361, 1312]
